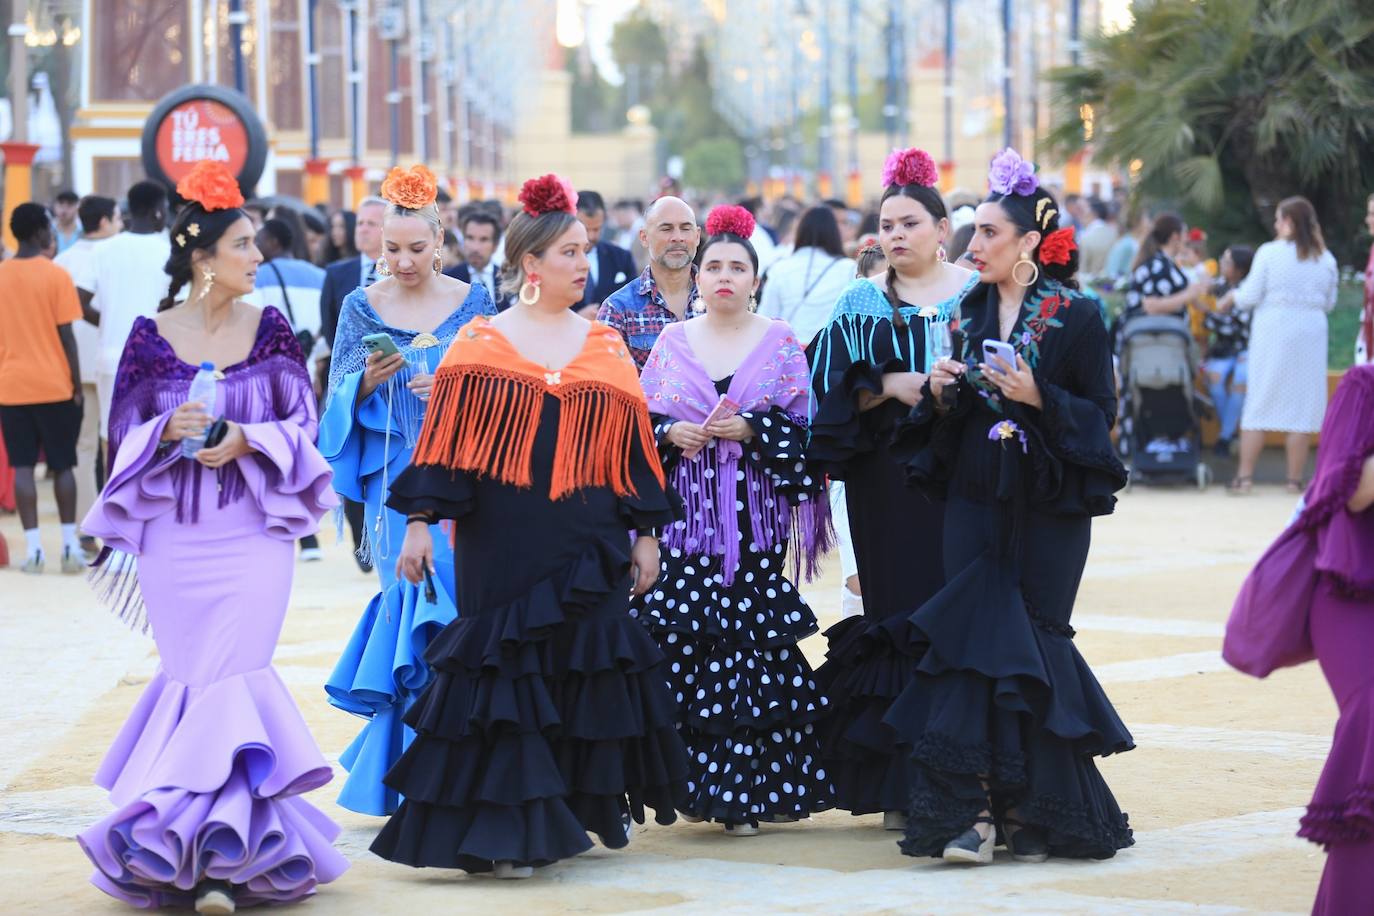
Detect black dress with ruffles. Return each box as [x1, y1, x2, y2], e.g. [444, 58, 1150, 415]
[370, 393, 688, 872]
[807, 292, 954, 816]
[885, 278, 1135, 859]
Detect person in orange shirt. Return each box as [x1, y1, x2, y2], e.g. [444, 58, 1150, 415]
[0, 202, 85, 573]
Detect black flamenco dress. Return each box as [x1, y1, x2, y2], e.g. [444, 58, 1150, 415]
[631, 374, 836, 826]
[807, 277, 971, 815]
[885, 278, 1135, 859]
[370, 318, 688, 872]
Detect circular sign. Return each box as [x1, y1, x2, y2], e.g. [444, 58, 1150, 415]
[142, 85, 267, 196]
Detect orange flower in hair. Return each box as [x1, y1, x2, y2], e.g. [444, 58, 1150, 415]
[176, 160, 244, 212]
[381, 164, 439, 210]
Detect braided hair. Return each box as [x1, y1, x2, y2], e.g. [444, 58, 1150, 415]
[878, 183, 949, 328]
[159, 204, 249, 311]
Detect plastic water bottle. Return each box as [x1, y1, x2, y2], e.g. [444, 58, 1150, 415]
[181, 362, 218, 458]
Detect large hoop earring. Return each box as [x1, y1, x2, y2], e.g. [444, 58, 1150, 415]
[936, 244, 947, 263]
[377, 257, 392, 277]
[196, 266, 215, 303]
[518, 278, 542, 305]
[432, 251, 443, 275]
[1012, 254, 1040, 288]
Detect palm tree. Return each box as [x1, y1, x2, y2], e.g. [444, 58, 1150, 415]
[1048, 0, 1374, 258]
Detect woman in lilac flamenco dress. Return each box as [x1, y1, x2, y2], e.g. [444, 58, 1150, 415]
[77, 164, 348, 913]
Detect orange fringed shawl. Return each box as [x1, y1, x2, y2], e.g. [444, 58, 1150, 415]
[412, 316, 665, 500]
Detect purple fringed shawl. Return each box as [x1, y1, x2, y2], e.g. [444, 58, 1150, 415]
[640, 318, 832, 585]
[89, 307, 325, 629]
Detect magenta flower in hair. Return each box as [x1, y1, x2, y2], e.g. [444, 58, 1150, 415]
[988, 148, 1039, 197]
[705, 204, 756, 239]
[882, 147, 939, 188]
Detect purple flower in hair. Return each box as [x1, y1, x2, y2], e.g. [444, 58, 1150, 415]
[988, 148, 1039, 197]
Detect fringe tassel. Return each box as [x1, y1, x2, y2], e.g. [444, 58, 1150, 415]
[412, 366, 543, 487]
[552, 384, 652, 500]
[88, 548, 148, 635]
[790, 491, 836, 584]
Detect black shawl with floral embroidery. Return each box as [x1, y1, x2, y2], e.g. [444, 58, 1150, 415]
[894, 278, 1127, 518]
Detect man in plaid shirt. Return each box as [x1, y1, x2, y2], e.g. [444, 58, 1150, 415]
[596, 196, 701, 370]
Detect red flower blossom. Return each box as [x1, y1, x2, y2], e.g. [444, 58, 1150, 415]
[1038, 294, 1064, 319]
[882, 147, 939, 188]
[176, 160, 244, 212]
[518, 174, 578, 217]
[1039, 226, 1077, 266]
[705, 204, 756, 239]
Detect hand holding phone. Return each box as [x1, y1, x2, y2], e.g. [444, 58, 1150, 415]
[982, 339, 1018, 375]
[361, 333, 401, 358]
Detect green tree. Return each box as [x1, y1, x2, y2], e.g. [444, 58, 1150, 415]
[682, 137, 746, 193]
[1048, 0, 1374, 260]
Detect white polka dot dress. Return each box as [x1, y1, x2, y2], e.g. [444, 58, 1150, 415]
[1234, 240, 1339, 433]
[631, 399, 837, 825]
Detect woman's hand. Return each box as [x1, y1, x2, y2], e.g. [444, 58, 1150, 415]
[882, 371, 928, 407]
[407, 370, 434, 402]
[929, 358, 965, 404]
[195, 421, 254, 468]
[666, 420, 711, 452]
[358, 350, 406, 401]
[983, 353, 1042, 409]
[161, 401, 212, 444]
[630, 535, 660, 596]
[706, 415, 753, 443]
[396, 521, 435, 585]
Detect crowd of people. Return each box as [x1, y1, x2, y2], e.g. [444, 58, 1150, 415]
[0, 146, 1369, 916]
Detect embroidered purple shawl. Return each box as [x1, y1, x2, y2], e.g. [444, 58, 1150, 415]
[105, 306, 314, 524]
[640, 318, 830, 584]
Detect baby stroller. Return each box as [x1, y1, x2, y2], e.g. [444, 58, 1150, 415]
[1117, 315, 1212, 490]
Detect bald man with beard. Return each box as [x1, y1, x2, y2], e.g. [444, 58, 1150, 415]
[595, 196, 702, 371]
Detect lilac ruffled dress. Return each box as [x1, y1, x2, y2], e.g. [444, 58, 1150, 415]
[77, 307, 349, 908]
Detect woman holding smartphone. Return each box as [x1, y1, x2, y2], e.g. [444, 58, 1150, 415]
[78, 162, 347, 912]
[808, 148, 975, 828]
[633, 205, 835, 835]
[319, 165, 494, 815]
[885, 149, 1133, 865]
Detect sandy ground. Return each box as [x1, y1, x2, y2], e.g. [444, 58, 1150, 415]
[0, 481, 1335, 914]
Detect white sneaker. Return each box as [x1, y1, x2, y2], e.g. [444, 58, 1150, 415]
[61, 547, 85, 575]
[21, 550, 44, 574]
[493, 861, 533, 879]
[299, 547, 324, 562]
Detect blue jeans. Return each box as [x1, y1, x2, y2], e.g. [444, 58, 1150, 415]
[1204, 353, 1247, 441]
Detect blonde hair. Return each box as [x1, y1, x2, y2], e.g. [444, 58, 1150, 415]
[384, 201, 443, 235]
[500, 209, 578, 296]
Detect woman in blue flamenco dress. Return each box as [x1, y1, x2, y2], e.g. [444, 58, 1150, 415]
[320, 166, 495, 815]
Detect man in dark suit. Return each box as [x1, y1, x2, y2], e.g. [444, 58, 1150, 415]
[442, 209, 510, 309]
[574, 190, 636, 319]
[317, 195, 385, 573]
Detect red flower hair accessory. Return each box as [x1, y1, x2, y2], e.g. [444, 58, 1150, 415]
[519, 174, 578, 217]
[1039, 226, 1077, 266]
[705, 204, 756, 239]
[381, 164, 439, 210]
[176, 160, 244, 212]
[882, 147, 939, 188]
[1188, 227, 1207, 242]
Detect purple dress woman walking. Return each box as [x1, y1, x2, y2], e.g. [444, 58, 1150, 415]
[77, 307, 349, 908]
[1292, 366, 1374, 913]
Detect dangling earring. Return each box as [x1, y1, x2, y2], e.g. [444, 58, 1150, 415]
[432, 251, 443, 276]
[936, 244, 948, 263]
[377, 257, 392, 277]
[1012, 252, 1040, 288]
[519, 274, 542, 305]
[748, 293, 758, 313]
[196, 266, 215, 303]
